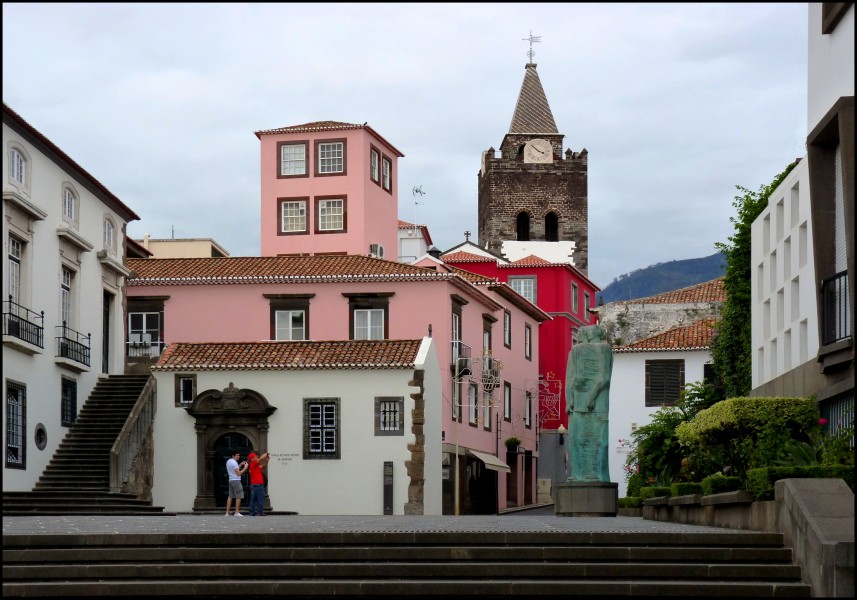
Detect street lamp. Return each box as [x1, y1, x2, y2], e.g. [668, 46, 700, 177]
[557, 424, 566, 445]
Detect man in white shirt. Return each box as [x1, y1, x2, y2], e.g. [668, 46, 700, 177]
[225, 450, 249, 517]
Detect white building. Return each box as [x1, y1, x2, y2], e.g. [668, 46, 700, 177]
[149, 337, 442, 515]
[609, 319, 716, 498]
[3, 103, 139, 491]
[750, 3, 853, 432]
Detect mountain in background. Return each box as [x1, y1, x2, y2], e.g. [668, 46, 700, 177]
[597, 252, 726, 304]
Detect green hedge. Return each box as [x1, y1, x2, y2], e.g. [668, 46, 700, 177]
[701, 475, 743, 495]
[670, 482, 703, 496]
[639, 486, 672, 499]
[618, 497, 643, 508]
[745, 466, 855, 501]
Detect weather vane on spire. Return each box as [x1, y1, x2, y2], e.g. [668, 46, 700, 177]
[523, 30, 541, 63]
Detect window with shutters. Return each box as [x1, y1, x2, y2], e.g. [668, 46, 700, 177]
[645, 359, 685, 406]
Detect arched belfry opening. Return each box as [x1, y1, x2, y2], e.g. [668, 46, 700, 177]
[516, 212, 531, 241]
[185, 382, 277, 512]
[545, 212, 559, 242]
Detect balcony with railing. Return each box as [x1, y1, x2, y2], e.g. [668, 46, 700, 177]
[2, 297, 44, 352]
[125, 337, 166, 374]
[56, 323, 91, 370]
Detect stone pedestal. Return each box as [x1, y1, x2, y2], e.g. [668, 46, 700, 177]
[554, 481, 618, 517]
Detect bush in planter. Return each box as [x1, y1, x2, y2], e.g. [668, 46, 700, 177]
[745, 465, 855, 501]
[670, 482, 703, 496]
[618, 497, 643, 508]
[701, 475, 743, 495]
[504, 436, 521, 450]
[639, 486, 671, 499]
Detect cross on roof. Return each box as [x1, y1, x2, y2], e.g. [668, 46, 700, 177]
[522, 31, 541, 63]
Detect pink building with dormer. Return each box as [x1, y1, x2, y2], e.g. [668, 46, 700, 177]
[256, 121, 402, 260]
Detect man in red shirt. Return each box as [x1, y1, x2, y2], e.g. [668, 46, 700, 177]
[247, 451, 270, 516]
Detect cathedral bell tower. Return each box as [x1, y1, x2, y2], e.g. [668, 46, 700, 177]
[477, 61, 589, 275]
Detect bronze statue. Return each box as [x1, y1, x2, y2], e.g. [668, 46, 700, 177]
[565, 324, 612, 482]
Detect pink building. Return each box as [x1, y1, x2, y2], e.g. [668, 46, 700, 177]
[256, 121, 402, 260]
[126, 254, 548, 514]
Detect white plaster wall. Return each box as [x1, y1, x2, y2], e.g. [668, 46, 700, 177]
[751, 159, 818, 388]
[152, 338, 442, 515]
[500, 240, 576, 265]
[3, 120, 132, 490]
[608, 349, 711, 498]
[807, 3, 854, 132]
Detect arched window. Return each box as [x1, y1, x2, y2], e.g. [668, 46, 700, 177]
[545, 212, 559, 241]
[9, 148, 26, 186]
[103, 217, 116, 255]
[516, 212, 530, 241]
[62, 186, 78, 226]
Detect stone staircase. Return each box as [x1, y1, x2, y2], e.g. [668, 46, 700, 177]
[1, 529, 811, 596]
[2, 374, 167, 515]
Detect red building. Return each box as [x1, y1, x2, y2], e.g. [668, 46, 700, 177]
[441, 241, 600, 432]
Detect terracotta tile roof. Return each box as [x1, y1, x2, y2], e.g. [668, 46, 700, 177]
[398, 220, 433, 245]
[448, 267, 552, 322]
[509, 64, 559, 134]
[442, 251, 495, 263]
[618, 278, 726, 305]
[127, 255, 460, 285]
[254, 121, 403, 157]
[448, 266, 498, 284]
[511, 254, 553, 266]
[614, 318, 717, 353]
[153, 339, 424, 371]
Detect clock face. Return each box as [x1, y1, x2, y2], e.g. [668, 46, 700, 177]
[524, 139, 553, 163]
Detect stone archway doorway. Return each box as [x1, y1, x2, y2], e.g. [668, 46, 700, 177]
[186, 382, 277, 513]
[213, 432, 253, 508]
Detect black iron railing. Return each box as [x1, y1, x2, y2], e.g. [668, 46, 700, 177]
[3, 297, 44, 348]
[821, 270, 850, 345]
[126, 340, 166, 358]
[56, 323, 91, 366]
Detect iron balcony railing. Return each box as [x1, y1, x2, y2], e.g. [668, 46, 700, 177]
[821, 270, 851, 345]
[126, 339, 166, 358]
[3, 297, 44, 348]
[451, 340, 472, 376]
[56, 323, 91, 366]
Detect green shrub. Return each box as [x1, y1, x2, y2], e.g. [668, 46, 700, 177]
[701, 475, 743, 495]
[745, 466, 855, 501]
[670, 482, 703, 496]
[626, 473, 644, 498]
[618, 497, 643, 508]
[639, 486, 672, 499]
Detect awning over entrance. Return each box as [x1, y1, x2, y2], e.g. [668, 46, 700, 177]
[467, 449, 511, 473]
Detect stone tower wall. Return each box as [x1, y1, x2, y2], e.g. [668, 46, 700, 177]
[477, 134, 588, 274]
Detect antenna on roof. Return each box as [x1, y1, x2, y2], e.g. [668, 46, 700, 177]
[522, 30, 541, 63]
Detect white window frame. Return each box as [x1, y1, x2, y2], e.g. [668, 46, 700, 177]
[381, 156, 392, 191]
[509, 276, 536, 304]
[280, 199, 307, 233]
[318, 199, 344, 231]
[572, 283, 579, 313]
[103, 218, 116, 254]
[482, 389, 491, 430]
[280, 144, 306, 176]
[370, 148, 380, 183]
[8, 236, 22, 305]
[524, 324, 532, 360]
[318, 142, 344, 174]
[176, 374, 196, 406]
[525, 391, 532, 427]
[9, 147, 26, 186]
[62, 187, 77, 225]
[354, 308, 384, 340]
[60, 267, 73, 326]
[6, 380, 26, 468]
[503, 311, 511, 347]
[468, 383, 478, 425]
[275, 309, 306, 341]
[504, 381, 512, 420]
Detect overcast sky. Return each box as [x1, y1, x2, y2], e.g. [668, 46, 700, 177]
[2, 3, 807, 287]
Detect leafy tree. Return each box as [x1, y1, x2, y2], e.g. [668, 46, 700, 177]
[711, 162, 798, 397]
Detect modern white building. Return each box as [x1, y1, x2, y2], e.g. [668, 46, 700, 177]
[3, 103, 140, 491]
[750, 3, 853, 434]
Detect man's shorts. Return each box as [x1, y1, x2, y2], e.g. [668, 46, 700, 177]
[228, 480, 244, 499]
